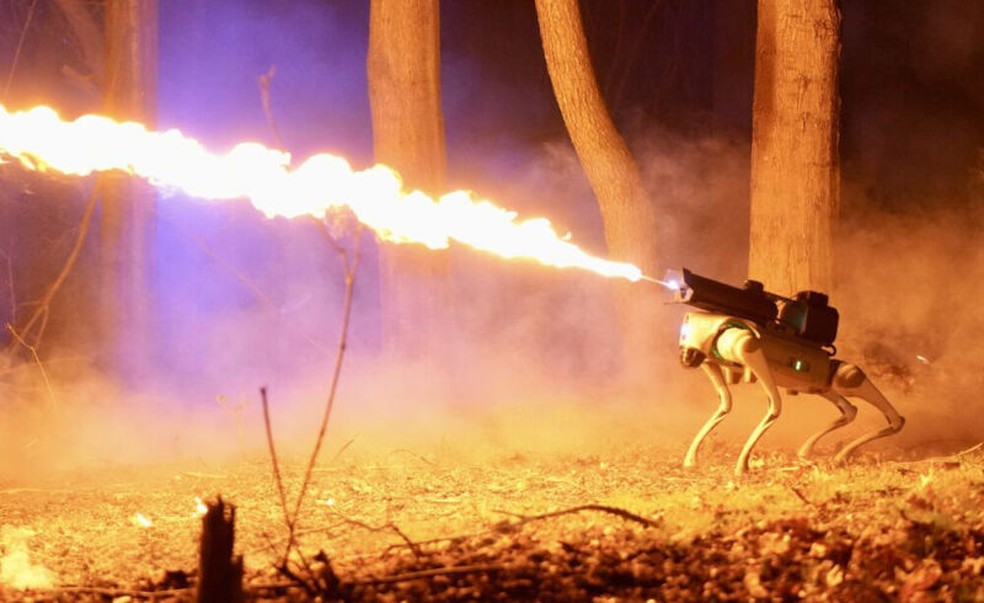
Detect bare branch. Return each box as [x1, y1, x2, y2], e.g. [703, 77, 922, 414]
[288, 227, 364, 532]
[257, 65, 286, 151]
[5, 188, 97, 355]
[2, 0, 38, 101]
[252, 68, 367, 587]
[0, 246, 15, 325]
[333, 515, 424, 558]
[329, 437, 357, 465]
[260, 386, 292, 548]
[896, 442, 984, 465]
[790, 486, 815, 506]
[494, 503, 660, 529]
[6, 321, 56, 412]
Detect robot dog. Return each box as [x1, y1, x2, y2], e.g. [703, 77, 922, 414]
[670, 269, 904, 475]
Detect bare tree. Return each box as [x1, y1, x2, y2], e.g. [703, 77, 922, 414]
[534, 0, 662, 373]
[367, 0, 450, 360]
[749, 0, 840, 295]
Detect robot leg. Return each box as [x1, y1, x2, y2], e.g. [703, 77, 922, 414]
[798, 390, 858, 459]
[830, 363, 905, 463]
[684, 362, 733, 468]
[716, 328, 783, 476]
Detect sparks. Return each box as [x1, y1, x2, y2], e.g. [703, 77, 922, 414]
[0, 103, 644, 282]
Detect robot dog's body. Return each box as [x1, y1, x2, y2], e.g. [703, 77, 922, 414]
[672, 269, 905, 475]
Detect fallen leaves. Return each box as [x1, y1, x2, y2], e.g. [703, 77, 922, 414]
[0, 446, 981, 600]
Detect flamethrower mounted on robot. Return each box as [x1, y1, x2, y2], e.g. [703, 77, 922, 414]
[655, 268, 905, 476]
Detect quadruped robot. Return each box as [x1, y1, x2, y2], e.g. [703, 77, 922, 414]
[670, 268, 905, 475]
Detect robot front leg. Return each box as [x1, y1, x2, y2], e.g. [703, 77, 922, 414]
[798, 391, 858, 459]
[715, 328, 783, 476]
[830, 363, 905, 463]
[684, 363, 733, 469]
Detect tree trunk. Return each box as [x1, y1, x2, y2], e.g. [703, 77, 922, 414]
[748, 0, 840, 296]
[53, 0, 105, 86]
[99, 0, 158, 374]
[367, 0, 450, 360]
[534, 0, 663, 378]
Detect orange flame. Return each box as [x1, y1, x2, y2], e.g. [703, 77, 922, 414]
[0, 104, 643, 281]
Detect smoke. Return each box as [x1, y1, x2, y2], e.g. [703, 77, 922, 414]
[0, 526, 55, 591]
[2, 0, 982, 484]
[834, 189, 984, 450]
[632, 123, 753, 282]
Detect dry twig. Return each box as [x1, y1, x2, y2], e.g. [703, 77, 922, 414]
[272, 561, 320, 599]
[2, 0, 38, 101]
[790, 486, 815, 506]
[333, 515, 425, 558]
[261, 386, 292, 539]
[277, 546, 327, 597]
[5, 188, 98, 354]
[257, 65, 286, 151]
[895, 441, 984, 466]
[5, 321, 56, 411]
[494, 503, 660, 529]
[254, 69, 366, 596]
[390, 447, 438, 466]
[287, 227, 364, 532]
[329, 437, 357, 465]
[1, 248, 15, 325]
[383, 504, 661, 556]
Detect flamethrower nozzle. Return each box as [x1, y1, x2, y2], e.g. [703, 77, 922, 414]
[639, 274, 682, 291]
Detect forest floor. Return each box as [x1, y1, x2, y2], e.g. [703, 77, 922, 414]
[0, 437, 982, 601]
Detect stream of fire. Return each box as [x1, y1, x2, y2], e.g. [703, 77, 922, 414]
[0, 103, 645, 282]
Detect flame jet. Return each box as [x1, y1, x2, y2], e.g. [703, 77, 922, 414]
[0, 104, 643, 282]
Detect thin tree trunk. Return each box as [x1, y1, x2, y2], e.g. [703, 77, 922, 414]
[99, 0, 157, 373]
[535, 0, 663, 377]
[367, 0, 450, 360]
[749, 0, 840, 296]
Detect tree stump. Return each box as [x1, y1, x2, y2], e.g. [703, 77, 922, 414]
[197, 496, 244, 603]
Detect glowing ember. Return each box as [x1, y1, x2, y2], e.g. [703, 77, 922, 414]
[130, 513, 153, 528]
[0, 103, 644, 281]
[194, 497, 208, 517]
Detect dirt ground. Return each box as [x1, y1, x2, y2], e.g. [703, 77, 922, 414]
[1, 431, 982, 601]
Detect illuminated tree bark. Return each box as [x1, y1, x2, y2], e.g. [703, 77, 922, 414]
[749, 0, 840, 295]
[534, 0, 662, 372]
[12, 0, 156, 364]
[99, 0, 158, 369]
[367, 0, 450, 359]
[53, 0, 105, 86]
